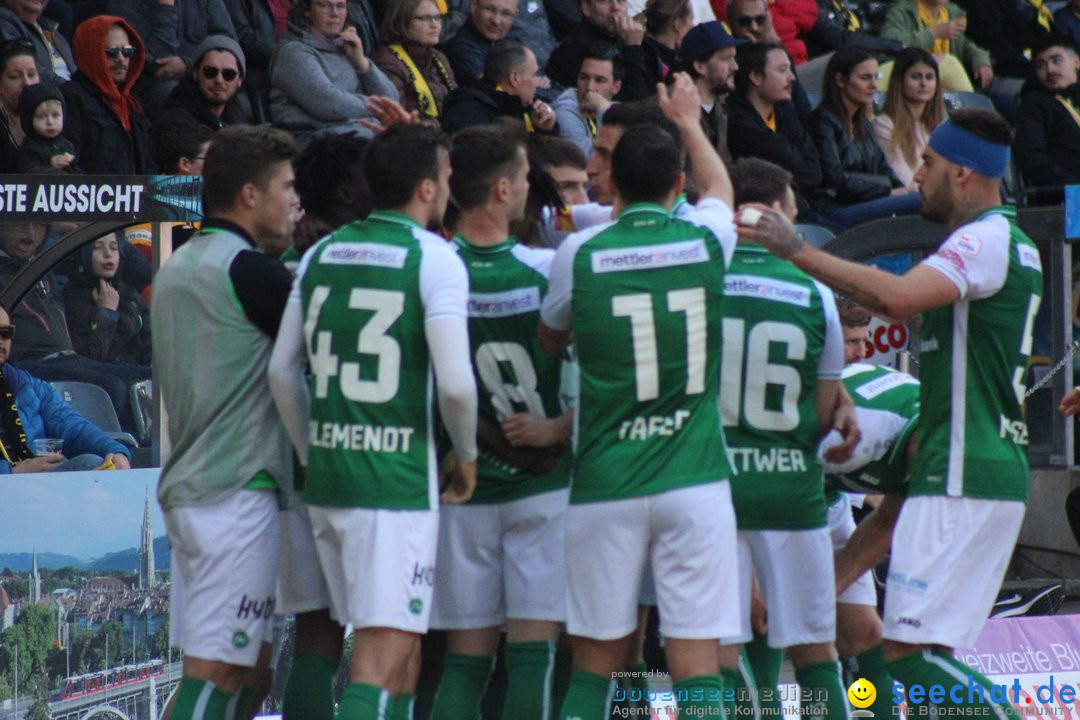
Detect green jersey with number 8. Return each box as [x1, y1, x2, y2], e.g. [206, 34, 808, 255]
[911, 206, 1042, 501]
[540, 199, 737, 504]
[298, 211, 469, 510]
[453, 236, 570, 503]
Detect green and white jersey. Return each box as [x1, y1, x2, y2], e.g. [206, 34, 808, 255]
[721, 243, 844, 530]
[295, 211, 469, 510]
[913, 206, 1042, 501]
[822, 363, 920, 498]
[541, 198, 737, 504]
[453, 236, 570, 504]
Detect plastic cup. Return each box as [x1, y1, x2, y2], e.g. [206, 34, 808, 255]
[32, 438, 63, 456]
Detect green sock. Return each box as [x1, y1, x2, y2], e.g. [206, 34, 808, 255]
[722, 662, 759, 717]
[232, 685, 256, 720]
[624, 660, 651, 711]
[337, 682, 391, 720]
[169, 678, 234, 720]
[557, 670, 615, 720]
[390, 694, 415, 720]
[551, 648, 573, 712]
[794, 660, 850, 719]
[430, 653, 494, 720]
[746, 632, 783, 715]
[850, 646, 898, 718]
[887, 648, 1019, 719]
[502, 641, 556, 720]
[284, 653, 337, 720]
[674, 674, 725, 713]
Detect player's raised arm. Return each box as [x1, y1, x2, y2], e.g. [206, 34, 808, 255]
[658, 72, 734, 209]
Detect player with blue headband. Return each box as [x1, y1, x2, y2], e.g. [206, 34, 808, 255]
[733, 107, 1041, 720]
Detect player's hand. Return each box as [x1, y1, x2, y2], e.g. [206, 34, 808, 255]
[750, 578, 768, 635]
[441, 459, 477, 504]
[14, 454, 64, 473]
[657, 72, 702, 129]
[1060, 387, 1080, 416]
[735, 203, 805, 259]
[531, 100, 557, 131]
[823, 386, 860, 464]
[105, 452, 130, 470]
[501, 412, 571, 448]
[360, 95, 421, 134]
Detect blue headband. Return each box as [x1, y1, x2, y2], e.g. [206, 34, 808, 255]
[927, 119, 1010, 179]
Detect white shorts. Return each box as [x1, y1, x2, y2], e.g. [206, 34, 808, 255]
[308, 505, 439, 633]
[566, 482, 741, 641]
[883, 495, 1025, 649]
[827, 494, 878, 607]
[430, 488, 568, 629]
[277, 499, 332, 615]
[729, 528, 837, 648]
[166, 490, 281, 666]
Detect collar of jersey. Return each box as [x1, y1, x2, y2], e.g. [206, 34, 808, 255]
[367, 209, 423, 228]
[974, 204, 1016, 221]
[735, 241, 769, 254]
[452, 234, 516, 253]
[619, 202, 673, 218]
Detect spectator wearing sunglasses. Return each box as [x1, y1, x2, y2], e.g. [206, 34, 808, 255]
[0, 0, 76, 85]
[60, 16, 156, 174]
[160, 35, 252, 131]
[725, 0, 812, 119]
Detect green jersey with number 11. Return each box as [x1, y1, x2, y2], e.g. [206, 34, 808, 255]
[297, 211, 469, 511]
[541, 199, 737, 504]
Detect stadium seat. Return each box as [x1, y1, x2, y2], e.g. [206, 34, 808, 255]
[51, 380, 139, 448]
[794, 223, 836, 249]
[943, 91, 995, 112]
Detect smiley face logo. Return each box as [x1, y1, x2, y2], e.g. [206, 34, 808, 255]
[848, 678, 876, 709]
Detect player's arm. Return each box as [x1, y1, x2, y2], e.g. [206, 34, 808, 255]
[538, 231, 581, 354]
[657, 73, 733, 208]
[814, 379, 842, 439]
[1061, 387, 1080, 416]
[835, 492, 904, 596]
[268, 299, 312, 464]
[502, 409, 574, 448]
[735, 205, 959, 319]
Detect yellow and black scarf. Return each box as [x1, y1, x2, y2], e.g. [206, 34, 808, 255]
[0, 367, 32, 465]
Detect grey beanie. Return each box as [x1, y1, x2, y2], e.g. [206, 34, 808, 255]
[192, 35, 246, 77]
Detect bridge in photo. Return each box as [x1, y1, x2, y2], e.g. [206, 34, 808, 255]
[0, 661, 181, 720]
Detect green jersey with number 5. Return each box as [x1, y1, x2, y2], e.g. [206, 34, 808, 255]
[540, 199, 738, 504]
[721, 243, 844, 530]
[298, 211, 469, 510]
[453, 236, 570, 503]
[912, 206, 1042, 501]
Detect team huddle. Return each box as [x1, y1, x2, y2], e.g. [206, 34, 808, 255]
[150, 74, 1042, 720]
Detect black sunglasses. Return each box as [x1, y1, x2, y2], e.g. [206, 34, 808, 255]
[0, 324, 15, 340]
[201, 65, 240, 81]
[104, 45, 136, 59]
[736, 13, 768, 26]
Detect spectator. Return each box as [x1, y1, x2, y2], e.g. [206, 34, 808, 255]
[529, 133, 588, 205]
[14, 81, 76, 171]
[680, 20, 746, 164]
[873, 48, 945, 190]
[521, 133, 590, 246]
[545, 0, 652, 100]
[161, 35, 252, 130]
[726, 42, 820, 216]
[442, 40, 557, 133]
[803, 0, 902, 60]
[508, 0, 557, 72]
[0, 306, 131, 473]
[880, 0, 993, 91]
[107, 0, 237, 117]
[1055, 0, 1080, 55]
[954, 0, 1052, 81]
[372, 0, 456, 118]
[0, 40, 39, 170]
[442, 0, 516, 88]
[1015, 36, 1080, 192]
[809, 46, 921, 228]
[721, 0, 815, 66]
[727, 0, 811, 118]
[544, 0, 582, 42]
[223, 0, 275, 95]
[0, 222, 150, 434]
[63, 234, 151, 366]
[0, 0, 75, 85]
[61, 16, 157, 174]
[269, 0, 397, 140]
[641, 0, 693, 87]
[552, 41, 621, 157]
[153, 118, 212, 172]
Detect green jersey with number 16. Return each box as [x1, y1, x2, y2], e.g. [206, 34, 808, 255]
[541, 198, 737, 504]
[297, 211, 469, 510]
[453, 236, 570, 503]
[912, 206, 1043, 501]
[721, 243, 844, 530]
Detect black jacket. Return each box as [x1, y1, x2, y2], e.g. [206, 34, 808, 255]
[160, 76, 254, 130]
[804, 0, 903, 58]
[223, 0, 275, 77]
[726, 93, 822, 204]
[954, 0, 1051, 78]
[546, 22, 650, 100]
[1015, 82, 1080, 187]
[441, 17, 492, 89]
[14, 135, 78, 172]
[441, 82, 559, 135]
[809, 105, 900, 212]
[60, 72, 157, 174]
[642, 36, 680, 90]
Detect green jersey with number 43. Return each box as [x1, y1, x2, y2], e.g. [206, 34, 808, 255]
[540, 199, 737, 504]
[453, 236, 570, 504]
[721, 243, 844, 530]
[298, 211, 469, 510]
[912, 206, 1042, 501]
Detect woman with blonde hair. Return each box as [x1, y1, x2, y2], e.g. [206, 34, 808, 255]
[642, 0, 693, 86]
[874, 47, 946, 189]
[372, 0, 456, 119]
